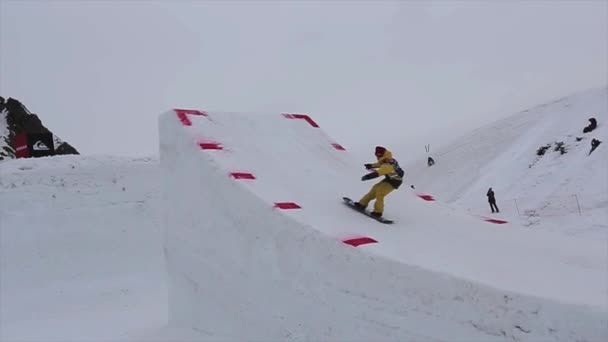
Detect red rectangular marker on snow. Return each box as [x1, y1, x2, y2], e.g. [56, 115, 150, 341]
[332, 143, 346, 150]
[199, 142, 223, 150]
[282, 113, 319, 128]
[230, 172, 256, 180]
[174, 108, 208, 126]
[484, 218, 508, 224]
[343, 237, 378, 247]
[417, 194, 435, 201]
[274, 202, 301, 209]
[176, 112, 193, 126]
[174, 108, 208, 116]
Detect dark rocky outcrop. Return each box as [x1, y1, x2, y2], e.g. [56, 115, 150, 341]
[0, 97, 79, 160]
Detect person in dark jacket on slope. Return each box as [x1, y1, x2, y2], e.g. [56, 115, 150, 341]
[487, 187, 499, 213]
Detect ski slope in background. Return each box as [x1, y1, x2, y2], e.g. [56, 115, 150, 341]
[404, 86, 607, 237]
[158, 108, 606, 341]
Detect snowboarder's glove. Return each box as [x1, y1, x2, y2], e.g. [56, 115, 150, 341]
[361, 171, 379, 181]
[364, 163, 373, 170]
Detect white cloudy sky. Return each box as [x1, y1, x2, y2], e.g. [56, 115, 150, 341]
[1, 0, 606, 161]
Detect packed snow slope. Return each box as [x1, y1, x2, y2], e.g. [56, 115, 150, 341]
[404, 86, 607, 237]
[0, 156, 166, 342]
[159, 109, 607, 341]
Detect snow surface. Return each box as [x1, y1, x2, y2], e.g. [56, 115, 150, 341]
[157, 108, 606, 341]
[0, 156, 166, 342]
[1, 89, 607, 342]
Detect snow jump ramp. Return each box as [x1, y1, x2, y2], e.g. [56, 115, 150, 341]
[159, 109, 606, 341]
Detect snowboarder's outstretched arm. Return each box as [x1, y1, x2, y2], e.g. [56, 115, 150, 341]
[364, 161, 394, 174]
[361, 163, 396, 181]
[361, 171, 379, 181]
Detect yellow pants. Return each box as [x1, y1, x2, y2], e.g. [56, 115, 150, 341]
[359, 181, 394, 214]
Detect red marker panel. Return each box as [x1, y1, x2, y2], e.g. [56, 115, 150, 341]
[343, 237, 378, 247]
[274, 202, 302, 209]
[484, 218, 508, 224]
[174, 108, 208, 126]
[417, 194, 435, 201]
[230, 172, 256, 180]
[199, 142, 223, 150]
[282, 113, 319, 128]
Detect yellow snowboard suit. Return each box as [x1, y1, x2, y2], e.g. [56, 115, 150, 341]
[358, 148, 404, 215]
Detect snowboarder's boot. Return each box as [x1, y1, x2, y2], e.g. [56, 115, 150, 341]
[353, 202, 366, 211]
[370, 211, 382, 218]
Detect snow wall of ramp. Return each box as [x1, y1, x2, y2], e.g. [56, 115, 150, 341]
[159, 109, 606, 341]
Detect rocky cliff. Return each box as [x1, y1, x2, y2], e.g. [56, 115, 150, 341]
[0, 96, 79, 160]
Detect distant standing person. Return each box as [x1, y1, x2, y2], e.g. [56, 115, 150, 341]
[487, 187, 499, 213]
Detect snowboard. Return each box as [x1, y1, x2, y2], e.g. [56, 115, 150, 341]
[342, 197, 394, 224]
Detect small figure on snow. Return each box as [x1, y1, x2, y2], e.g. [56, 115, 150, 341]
[588, 138, 602, 156]
[425, 144, 434, 166]
[583, 117, 597, 133]
[352, 146, 404, 218]
[487, 187, 499, 213]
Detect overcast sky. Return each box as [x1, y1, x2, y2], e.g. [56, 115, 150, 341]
[1, 0, 606, 162]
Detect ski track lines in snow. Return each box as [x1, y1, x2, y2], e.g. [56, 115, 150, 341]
[159, 108, 607, 341]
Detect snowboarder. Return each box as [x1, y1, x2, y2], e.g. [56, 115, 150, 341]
[487, 187, 499, 213]
[352, 146, 404, 218]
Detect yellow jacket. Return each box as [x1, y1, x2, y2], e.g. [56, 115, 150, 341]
[363, 148, 404, 188]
